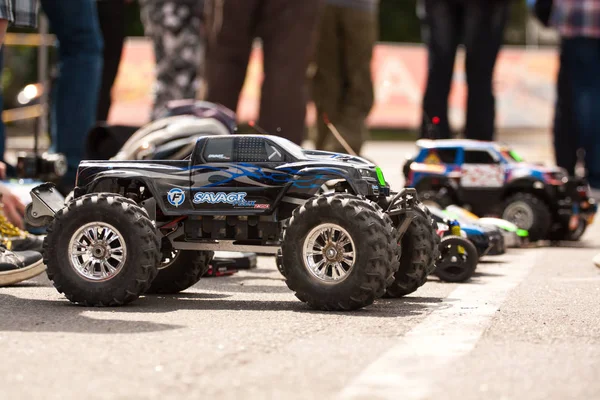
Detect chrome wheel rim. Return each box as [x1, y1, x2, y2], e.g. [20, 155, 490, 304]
[503, 201, 534, 230]
[68, 222, 127, 282]
[160, 249, 180, 270]
[302, 223, 355, 283]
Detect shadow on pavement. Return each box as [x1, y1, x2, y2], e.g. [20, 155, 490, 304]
[105, 291, 447, 318]
[0, 263, 447, 328]
[0, 286, 446, 325]
[0, 292, 183, 334]
[472, 271, 506, 278]
[547, 241, 596, 249]
[478, 258, 509, 264]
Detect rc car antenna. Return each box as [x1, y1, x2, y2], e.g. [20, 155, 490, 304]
[322, 113, 357, 156]
[248, 121, 269, 135]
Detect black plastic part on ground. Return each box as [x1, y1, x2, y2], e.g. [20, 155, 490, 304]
[434, 235, 478, 283]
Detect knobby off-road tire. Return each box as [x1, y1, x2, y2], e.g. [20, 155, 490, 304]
[43, 193, 161, 306]
[434, 235, 478, 283]
[502, 192, 551, 242]
[277, 193, 397, 282]
[276, 249, 285, 277]
[548, 218, 587, 242]
[146, 250, 214, 294]
[281, 195, 399, 311]
[385, 205, 440, 298]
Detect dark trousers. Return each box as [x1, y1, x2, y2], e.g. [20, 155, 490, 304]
[0, 48, 5, 164]
[561, 37, 600, 189]
[40, 0, 103, 184]
[204, 0, 323, 145]
[312, 5, 377, 155]
[96, 0, 126, 122]
[553, 43, 577, 176]
[420, 0, 509, 140]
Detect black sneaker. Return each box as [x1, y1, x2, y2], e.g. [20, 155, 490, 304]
[0, 205, 44, 252]
[9, 235, 44, 253]
[0, 248, 45, 286]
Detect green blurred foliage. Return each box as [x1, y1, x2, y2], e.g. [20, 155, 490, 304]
[124, 2, 144, 37]
[379, 0, 423, 43]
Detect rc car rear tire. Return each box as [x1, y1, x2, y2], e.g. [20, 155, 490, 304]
[548, 218, 587, 242]
[43, 193, 161, 306]
[502, 193, 551, 241]
[146, 250, 214, 294]
[276, 249, 285, 277]
[385, 209, 440, 298]
[566, 219, 587, 241]
[281, 195, 398, 311]
[433, 235, 478, 283]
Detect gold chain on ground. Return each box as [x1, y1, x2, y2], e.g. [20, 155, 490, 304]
[1, 237, 12, 250]
[0, 206, 25, 238]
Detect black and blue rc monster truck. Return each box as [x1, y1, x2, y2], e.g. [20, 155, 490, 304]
[26, 134, 439, 311]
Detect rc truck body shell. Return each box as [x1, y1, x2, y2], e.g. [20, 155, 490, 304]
[76, 135, 386, 219]
[405, 140, 565, 211]
[403, 139, 597, 240]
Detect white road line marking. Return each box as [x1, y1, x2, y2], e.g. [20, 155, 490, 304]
[339, 250, 539, 400]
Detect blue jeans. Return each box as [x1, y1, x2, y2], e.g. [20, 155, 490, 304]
[562, 37, 600, 189]
[40, 0, 103, 185]
[0, 47, 5, 164]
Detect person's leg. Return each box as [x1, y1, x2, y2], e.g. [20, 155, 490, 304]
[0, 47, 5, 163]
[326, 5, 378, 154]
[95, 0, 125, 122]
[140, 0, 203, 120]
[204, 0, 259, 115]
[311, 5, 342, 151]
[0, 19, 7, 44]
[0, 46, 13, 178]
[39, 0, 103, 190]
[553, 41, 577, 175]
[257, 0, 324, 144]
[462, 0, 509, 141]
[421, 0, 461, 139]
[562, 37, 600, 190]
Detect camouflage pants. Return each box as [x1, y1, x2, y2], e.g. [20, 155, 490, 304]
[139, 0, 205, 120]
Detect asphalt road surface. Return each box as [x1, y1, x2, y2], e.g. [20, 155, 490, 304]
[2, 134, 599, 400]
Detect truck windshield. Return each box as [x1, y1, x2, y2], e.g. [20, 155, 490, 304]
[500, 148, 524, 163]
[269, 136, 308, 160]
